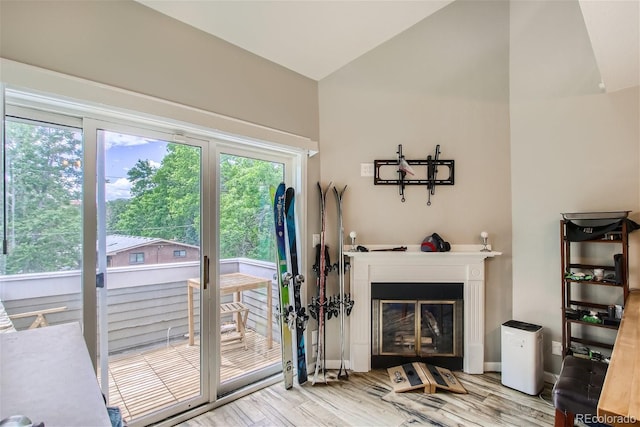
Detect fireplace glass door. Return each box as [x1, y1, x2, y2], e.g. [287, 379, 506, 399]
[376, 300, 461, 357]
[378, 300, 417, 356]
[419, 302, 457, 356]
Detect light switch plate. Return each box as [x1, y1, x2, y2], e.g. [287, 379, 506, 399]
[360, 163, 374, 177]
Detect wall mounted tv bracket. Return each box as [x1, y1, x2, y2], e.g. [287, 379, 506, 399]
[374, 144, 455, 204]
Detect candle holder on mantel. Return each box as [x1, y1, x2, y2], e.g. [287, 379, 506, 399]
[480, 231, 490, 252]
[349, 231, 357, 251]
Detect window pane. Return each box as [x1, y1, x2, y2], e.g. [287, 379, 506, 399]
[218, 153, 284, 393]
[219, 154, 283, 262]
[98, 129, 204, 422]
[1, 118, 83, 331]
[2, 120, 83, 274]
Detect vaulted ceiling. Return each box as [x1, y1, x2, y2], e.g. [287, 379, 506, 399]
[137, 0, 638, 91]
[578, 0, 639, 92]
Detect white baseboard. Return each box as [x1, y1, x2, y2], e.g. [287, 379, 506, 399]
[484, 362, 501, 372]
[311, 359, 349, 370]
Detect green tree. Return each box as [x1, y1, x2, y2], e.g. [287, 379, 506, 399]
[128, 159, 156, 197]
[106, 198, 129, 235]
[1, 120, 285, 275]
[113, 144, 201, 245]
[2, 121, 83, 274]
[114, 149, 281, 262]
[219, 154, 283, 261]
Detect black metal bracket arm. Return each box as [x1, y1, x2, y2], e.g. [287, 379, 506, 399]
[374, 144, 455, 204]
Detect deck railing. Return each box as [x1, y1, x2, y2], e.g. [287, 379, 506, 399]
[0, 258, 278, 353]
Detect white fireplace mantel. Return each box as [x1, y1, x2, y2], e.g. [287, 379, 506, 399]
[346, 244, 501, 374]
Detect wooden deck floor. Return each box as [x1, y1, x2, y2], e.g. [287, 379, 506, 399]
[101, 330, 281, 422]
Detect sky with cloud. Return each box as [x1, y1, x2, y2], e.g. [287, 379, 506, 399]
[103, 131, 168, 200]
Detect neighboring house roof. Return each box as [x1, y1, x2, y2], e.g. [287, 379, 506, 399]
[105, 234, 199, 255]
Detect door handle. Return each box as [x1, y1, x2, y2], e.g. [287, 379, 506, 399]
[96, 272, 104, 288]
[203, 255, 210, 290]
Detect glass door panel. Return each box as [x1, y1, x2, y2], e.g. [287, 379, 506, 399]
[418, 300, 463, 357]
[379, 301, 417, 355]
[217, 152, 284, 395]
[1, 116, 83, 334]
[95, 126, 207, 424]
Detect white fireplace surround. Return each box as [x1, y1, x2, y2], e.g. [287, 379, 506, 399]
[346, 244, 501, 374]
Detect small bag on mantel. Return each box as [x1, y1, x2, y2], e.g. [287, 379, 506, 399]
[420, 233, 451, 252]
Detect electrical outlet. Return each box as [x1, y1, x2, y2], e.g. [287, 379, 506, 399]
[551, 341, 562, 356]
[312, 234, 320, 247]
[360, 163, 374, 177]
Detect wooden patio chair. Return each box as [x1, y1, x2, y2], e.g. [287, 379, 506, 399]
[9, 306, 67, 329]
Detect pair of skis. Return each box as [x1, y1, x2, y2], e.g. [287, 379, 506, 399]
[271, 183, 307, 388]
[312, 183, 331, 384]
[312, 182, 350, 384]
[333, 185, 349, 379]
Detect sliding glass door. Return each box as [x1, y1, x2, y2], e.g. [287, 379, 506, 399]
[216, 148, 290, 396]
[90, 120, 210, 424]
[3, 88, 304, 424]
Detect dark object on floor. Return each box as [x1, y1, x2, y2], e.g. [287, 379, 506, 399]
[552, 356, 607, 427]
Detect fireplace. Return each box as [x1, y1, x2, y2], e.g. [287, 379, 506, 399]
[345, 245, 500, 374]
[371, 282, 463, 370]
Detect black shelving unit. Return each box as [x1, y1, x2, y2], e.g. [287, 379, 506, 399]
[560, 212, 630, 357]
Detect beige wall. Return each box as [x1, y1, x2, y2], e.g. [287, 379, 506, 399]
[318, 0, 512, 365]
[510, 1, 640, 373]
[0, 0, 318, 141]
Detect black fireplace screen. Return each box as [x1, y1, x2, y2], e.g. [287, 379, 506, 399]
[373, 299, 462, 357]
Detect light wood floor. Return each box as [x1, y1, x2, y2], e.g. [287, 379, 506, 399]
[179, 370, 559, 427]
